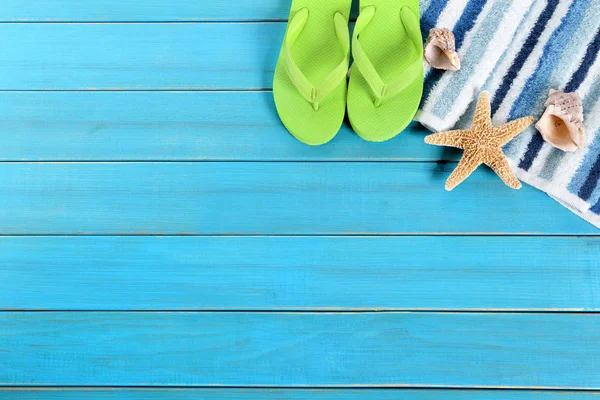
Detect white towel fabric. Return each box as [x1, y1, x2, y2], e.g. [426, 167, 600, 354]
[417, 0, 600, 229]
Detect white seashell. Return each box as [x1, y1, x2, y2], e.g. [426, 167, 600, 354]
[424, 28, 461, 71]
[535, 89, 585, 152]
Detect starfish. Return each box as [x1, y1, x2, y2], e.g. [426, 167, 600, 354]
[425, 92, 534, 191]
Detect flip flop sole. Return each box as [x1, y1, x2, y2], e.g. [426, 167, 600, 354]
[348, 0, 424, 142]
[274, 0, 352, 146]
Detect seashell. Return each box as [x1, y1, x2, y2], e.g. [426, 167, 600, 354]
[424, 28, 461, 71]
[535, 89, 585, 152]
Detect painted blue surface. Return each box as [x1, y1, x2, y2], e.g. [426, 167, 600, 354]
[0, 23, 283, 90]
[0, 92, 438, 161]
[1, 390, 600, 400]
[1, 236, 598, 311]
[3, 312, 600, 387]
[0, 0, 598, 397]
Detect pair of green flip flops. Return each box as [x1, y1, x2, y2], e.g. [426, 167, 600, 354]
[274, 0, 424, 146]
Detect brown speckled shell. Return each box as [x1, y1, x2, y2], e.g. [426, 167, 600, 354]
[425, 28, 461, 71]
[535, 89, 585, 152]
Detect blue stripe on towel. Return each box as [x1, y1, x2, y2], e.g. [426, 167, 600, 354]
[515, 0, 592, 171]
[591, 199, 600, 215]
[569, 126, 600, 194]
[434, 0, 514, 120]
[421, 0, 434, 14]
[565, 28, 600, 93]
[538, 27, 600, 180]
[453, 0, 487, 50]
[490, 0, 560, 116]
[420, 0, 448, 42]
[421, 0, 487, 104]
[587, 181, 600, 209]
[578, 157, 600, 201]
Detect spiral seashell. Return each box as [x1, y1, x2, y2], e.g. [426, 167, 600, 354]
[424, 28, 461, 71]
[535, 89, 585, 152]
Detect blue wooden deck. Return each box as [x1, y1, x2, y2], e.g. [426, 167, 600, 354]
[1, 1, 599, 398]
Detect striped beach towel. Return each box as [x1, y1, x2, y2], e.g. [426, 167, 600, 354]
[417, 0, 600, 229]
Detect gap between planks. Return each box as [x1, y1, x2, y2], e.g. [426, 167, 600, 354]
[0, 20, 356, 24]
[1, 309, 599, 313]
[0, 385, 600, 391]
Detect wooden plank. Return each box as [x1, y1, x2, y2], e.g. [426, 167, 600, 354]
[0, 1, 293, 22]
[1, 389, 599, 400]
[0, 162, 594, 235]
[0, 23, 283, 90]
[0, 92, 443, 162]
[2, 312, 600, 387]
[1, 236, 599, 311]
[0, 1, 366, 22]
[0, 1, 364, 22]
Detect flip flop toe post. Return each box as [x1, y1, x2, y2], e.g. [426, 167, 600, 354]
[273, 0, 352, 145]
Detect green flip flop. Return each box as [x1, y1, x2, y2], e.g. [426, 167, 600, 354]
[348, 0, 424, 142]
[273, 0, 352, 146]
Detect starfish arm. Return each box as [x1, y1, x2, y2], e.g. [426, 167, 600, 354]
[445, 151, 482, 191]
[471, 91, 493, 131]
[486, 150, 522, 189]
[493, 116, 535, 146]
[425, 130, 471, 149]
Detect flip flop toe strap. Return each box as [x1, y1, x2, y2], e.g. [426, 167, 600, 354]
[284, 8, 350, 111]
[352, 5, 423, 107]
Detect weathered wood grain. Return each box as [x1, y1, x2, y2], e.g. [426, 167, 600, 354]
[0, 92, 445, 161]
[0, 1, 294, 22]
[1, 236, 598, 311]
[0, 389, 599, 399]
[0, 23, 283, 90]
[0, 0, 365, 22]
[0, 162, 594, 234]
[2, 312, 600, 387]
[3, 0, 595, 395]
